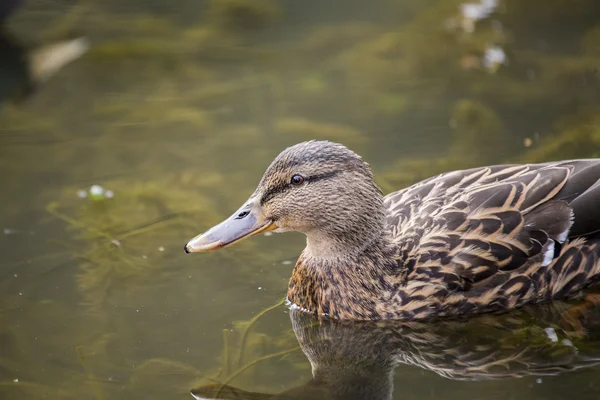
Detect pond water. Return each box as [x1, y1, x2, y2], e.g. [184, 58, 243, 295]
[2, 1, 600, 399]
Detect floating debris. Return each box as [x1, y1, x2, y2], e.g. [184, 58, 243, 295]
[562, 339, 574, 347]
[482, 46, 507, 72]
[536, 378, 543, 384]
[90, 185, 103, 197]
[524, 137, 533, 147]
[158, 246, 165, 252]
[78, 185, 115, 201]
[544, 327, 559, 343]
[460, 0, 499, 33]
[29, 37, 90, 84]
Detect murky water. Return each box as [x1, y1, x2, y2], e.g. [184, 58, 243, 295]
[2, 1, 600, 399]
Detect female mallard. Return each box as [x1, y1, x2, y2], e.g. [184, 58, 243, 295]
[185, 141, 600, 320]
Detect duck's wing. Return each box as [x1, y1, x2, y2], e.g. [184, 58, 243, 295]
[384, 160, 600, 315]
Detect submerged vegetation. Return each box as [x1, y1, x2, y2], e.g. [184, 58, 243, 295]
[2, 0, 600, 398]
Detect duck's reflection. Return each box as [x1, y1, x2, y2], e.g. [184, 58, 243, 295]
[192, 295, 600, 399]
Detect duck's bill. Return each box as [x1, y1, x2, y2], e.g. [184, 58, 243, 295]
[184, 201, 276, 253]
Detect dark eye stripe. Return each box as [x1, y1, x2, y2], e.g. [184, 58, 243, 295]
[307, 170, 340, 183]
[260, 170, 343, 205]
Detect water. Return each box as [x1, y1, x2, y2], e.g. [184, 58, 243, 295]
[2, 1, 600, 399]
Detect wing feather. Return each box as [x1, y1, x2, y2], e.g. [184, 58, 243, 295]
[383, 160, 600, 309]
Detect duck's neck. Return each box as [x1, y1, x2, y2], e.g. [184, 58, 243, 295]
[304, 229, 385, 260]
[288, 230, 405, 320]
[304, 202, 388, 260]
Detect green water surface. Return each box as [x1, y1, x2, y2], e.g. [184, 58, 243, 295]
[2, 1, 600, 399]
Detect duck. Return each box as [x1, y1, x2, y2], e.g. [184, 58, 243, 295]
[184, 140, 600, 321]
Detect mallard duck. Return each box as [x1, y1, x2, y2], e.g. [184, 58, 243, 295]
[185, 140, 600, 320]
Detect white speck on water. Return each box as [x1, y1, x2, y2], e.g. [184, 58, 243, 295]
[461, 3, 487, 21]
[459, 0, 498, 32]
[111, 239, 121, 247]
[188, 276, 192, 279]
[77, 190, 88, 198]
[483, 46, 507, 70]
[258, 287, 262, 290]
[105, 190, 114, 198]
[13, 379, 18, 383]
[142, 255, 148, 259]
[90, 185, 104, 196]
[18, 292, 22, 296]
[544, 327, 558, 343]
[13, 274, 17, 278]
[4, 228, 18, 235]
[282, 260, 293, 265]
[136, 309, 139, 312]
[461, 0, 498, 21]
[562, 339, 574, 347]
[263, 231, 273, 237]
[158, 246, 165, 252]
[536, 378, 543, 384]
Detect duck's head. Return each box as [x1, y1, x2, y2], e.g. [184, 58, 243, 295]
[184, 141, 385, 259]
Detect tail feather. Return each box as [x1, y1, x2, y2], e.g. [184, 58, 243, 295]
[537, 238, 600, 300]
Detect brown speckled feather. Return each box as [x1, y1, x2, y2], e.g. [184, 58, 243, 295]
[378, 160, 600, 320]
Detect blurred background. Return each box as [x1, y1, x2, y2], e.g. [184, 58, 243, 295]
[2, 0, 600, 399]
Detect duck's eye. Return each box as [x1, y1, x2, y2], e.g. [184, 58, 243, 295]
[291, 174, 305, 185]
